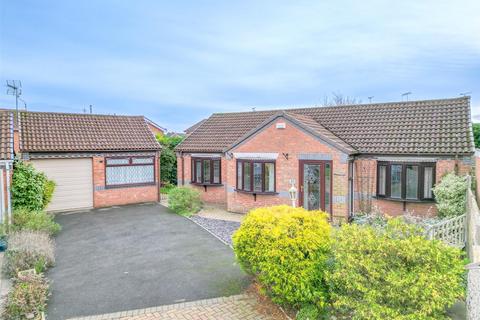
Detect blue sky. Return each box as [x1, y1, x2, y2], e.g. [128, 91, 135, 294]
[1, 1, 479, 132]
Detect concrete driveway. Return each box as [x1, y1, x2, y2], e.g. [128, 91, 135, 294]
[47, 203, 250, 320]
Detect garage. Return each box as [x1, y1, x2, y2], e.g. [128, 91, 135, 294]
[31, 158, 94, 212]
[18, 111, 161, 211]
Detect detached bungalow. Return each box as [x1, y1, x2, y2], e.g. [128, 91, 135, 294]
[11, 111, 162, 212]
[175, 97, 475, 221]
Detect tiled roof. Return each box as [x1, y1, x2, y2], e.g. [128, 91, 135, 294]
[19, 111, 161, 152]
[176, 97, 474, 155]
[185, 119, 207, 134]
[0, 111, 14, 160]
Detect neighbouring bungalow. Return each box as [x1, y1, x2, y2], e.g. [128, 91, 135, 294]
[175, 97, 475, 221]
[0, 109, 162, 212]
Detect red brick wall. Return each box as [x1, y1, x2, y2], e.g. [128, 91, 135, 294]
[92, 155, 160, 208]
[227, 119, 349, 220]
[353, 157, 472, 217]
[147, 123, 164, 137]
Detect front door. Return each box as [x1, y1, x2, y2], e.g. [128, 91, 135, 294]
[299, 160, 332, 214]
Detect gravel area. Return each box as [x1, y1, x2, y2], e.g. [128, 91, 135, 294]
[190, 216, 241, 247]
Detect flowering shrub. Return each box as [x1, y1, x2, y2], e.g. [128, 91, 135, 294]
[328, 218, 466, 319]
[233, 205, 332, 309]
[433, 172, 468, 218]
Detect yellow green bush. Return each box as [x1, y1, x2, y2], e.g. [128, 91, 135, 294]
[327, 218, 466, 320]
[233, 205, 331, 309]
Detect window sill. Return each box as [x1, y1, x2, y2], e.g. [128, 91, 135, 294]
[190, 182, 223, 187]
[234, 189, 278, 196]
[373, 196, 435, 204]
[105, 182, 156, 189]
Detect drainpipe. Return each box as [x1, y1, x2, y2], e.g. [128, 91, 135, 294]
[181, 152, 185, 186]
[348, 157, 355, 221]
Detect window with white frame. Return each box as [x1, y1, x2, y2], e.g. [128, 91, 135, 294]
[105, 156, 155, 187]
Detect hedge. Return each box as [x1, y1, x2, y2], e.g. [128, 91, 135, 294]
[233, 205, 332, 310]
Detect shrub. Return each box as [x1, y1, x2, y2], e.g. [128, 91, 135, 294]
[433, 172, 468, 218]
[327, 218, 466, 320]
[3, 273, 49, 320]
[297, 304, 320, 320]
[12, 208, 61, 236]
[3, 231, 55, 277]
[11, 160, 56, 211]
[233, 205, 331, 309]
[168, 187, 201, 216]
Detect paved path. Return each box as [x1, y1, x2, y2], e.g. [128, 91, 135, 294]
[67, 294, 275, 320]
[47, 203, 250, 320]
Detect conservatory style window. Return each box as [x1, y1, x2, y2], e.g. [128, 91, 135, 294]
[376, 162, 435, 201]
[236, 160, 275, 193]
[191, 158, 221, 185]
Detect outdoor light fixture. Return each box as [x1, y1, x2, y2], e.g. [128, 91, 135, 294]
[288, 179, 297, 207]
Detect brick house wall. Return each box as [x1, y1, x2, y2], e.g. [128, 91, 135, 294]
[353, 156, 473, 216]
[227, 119, 349, 220]
[176, 154, 227, 205]
[93, 154, 160, 208]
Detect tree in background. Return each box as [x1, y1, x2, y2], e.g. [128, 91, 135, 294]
[472, 123, 480, 148]
[156, 134, 184, 186]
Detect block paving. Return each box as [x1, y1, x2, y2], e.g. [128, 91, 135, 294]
[67, 294, 277, 320]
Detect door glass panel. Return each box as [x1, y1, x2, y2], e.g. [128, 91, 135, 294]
[303, 164, 321, 210]
[253, 163, 262, 192]
[406, 165, 419, 199]
[391, 164, 402, 198]
[244, 162, 251, 191]
[324, 163, 331, 213]
[264, 163, 275, 192]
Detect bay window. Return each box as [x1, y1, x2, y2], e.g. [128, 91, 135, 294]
[236, 160, 275, 193]
[105, 156, 155, 188]
[191, 157, 221, 185]
[377, 162, 435, 201]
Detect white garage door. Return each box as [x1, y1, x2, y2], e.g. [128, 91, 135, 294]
[31, 158, 93, 212]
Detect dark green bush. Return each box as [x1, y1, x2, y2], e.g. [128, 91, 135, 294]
[167, 187, 201, 216]
[11, 161, 56, 211]
[12, 208, 61, 236]
[3, 273, 49, 320]
[233, 205, 332, 310]
[327, 218, 466, 319]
